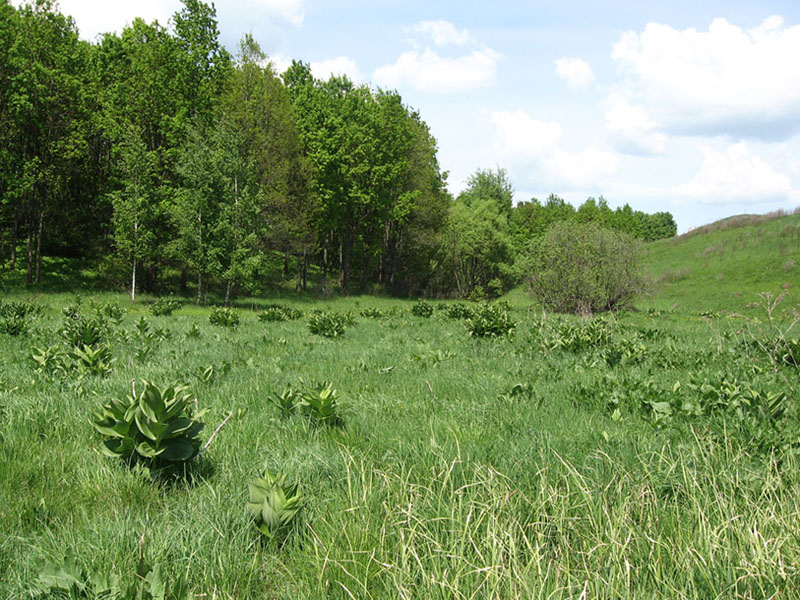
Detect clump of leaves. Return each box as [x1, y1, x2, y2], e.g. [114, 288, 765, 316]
[359, 307, 385, 319]
[209, 306, 239, 328]
[259, 304, 303, 322]
[151, 297, 182, 317]
[541, 317, 613, 352]
[445, 303, 474, 320]
[92, 380, 206, 470]
[61, 315, 104, 348]
[465, 303, 515, 337]
[300, 381, 343, 426]
[268, 381, 343, 426]
[411, 300, 434, 318]
[93, 301, 125, 325]
[0, 300, 41, 336]
[185, 323, 201, 339]
[32, 552, 190, 600]
[269, 386, 302, 418]
[308, 312, 347, 338]
[31, 345, 68, 375]
[69, 343, 114, 377]
[247, 469, 304, 546]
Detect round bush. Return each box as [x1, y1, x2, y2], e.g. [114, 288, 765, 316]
[523, 221, 646, 314]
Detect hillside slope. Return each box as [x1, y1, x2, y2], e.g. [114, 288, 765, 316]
[642, 212, 800, 313]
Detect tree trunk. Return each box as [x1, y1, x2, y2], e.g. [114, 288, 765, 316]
[196, 272, 203, 304]
[303, 252, 309, 291]
[10, 210, 19, 271]
[26, 222, 33, 285]
[295, 253, 303, 292]
[180, 268, 188, 293]
[224, 280, 232, 306]
[34, 210, 43, 284]
[284, 250, 290, 277]
[131, 256, 137, 303]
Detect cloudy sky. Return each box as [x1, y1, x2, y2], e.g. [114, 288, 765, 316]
[31, 0, 800, 231]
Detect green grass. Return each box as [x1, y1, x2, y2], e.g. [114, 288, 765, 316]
[643, 212, 800, 312]
[1, 286, 799, 598]
[1, 214, 800, 598]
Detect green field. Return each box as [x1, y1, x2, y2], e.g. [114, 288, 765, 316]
[1, 217, 799, 599]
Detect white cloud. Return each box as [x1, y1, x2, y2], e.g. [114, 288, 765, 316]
[611, 16, 800, 139]
[267, 53, 293, 75]
[256, 0, 305, 27]
[491, 110, 562, 157]
[373, 47, 500, 93]
[409, 20, 473, 46]
[555, 57, 594, 90]
[310, 56, 362, 83]
[674, 142, 792, 204]
[490, 109, 619, 189]
[13, 0, 181, 40]
[604, 94, 668, 155]
[543, 147, 620, 189]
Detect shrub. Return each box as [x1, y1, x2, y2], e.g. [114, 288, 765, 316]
[61, 315, 103, 347]
[92, 380, 206, 469]
[150, 297, 181, 317]
[465, 303, 515, 337]
[445, 303, 474, 320]
[411, 300, 434, 318]
[522, 221, 646, 314]
[258, 304, 304, 322]
[308, 312, 347, 337]
[209, 306, 239, 328]
[0, 301, 41, 336]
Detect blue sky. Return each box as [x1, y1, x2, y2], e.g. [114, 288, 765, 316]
[32, 0, 800, 231]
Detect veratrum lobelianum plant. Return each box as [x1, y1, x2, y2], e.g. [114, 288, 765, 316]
[92, 380, 206, 467]
[247, 469, 304, 545]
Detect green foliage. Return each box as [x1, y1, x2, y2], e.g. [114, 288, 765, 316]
[209, 306, 239, 328]
[523, 221, 646, 314]
[444, 302, 474, 320]
[32, 553, 190, 600]
[150, 297, 182, 317]
[359, 307, 386, 319]
[93, 302, 126, 325]
[92, 380, 206, 469]
[69, 343, 114, 377]
[410, 300, 434, 318]
[247, 469, 304, 545]
[465, 303, 515, 337]
[0, 301, 41, 335]
[258, 305, 303, 322]
[61, 315, 104, 347]
[268, 381, 343, 426]
[307, 311, 347, 337]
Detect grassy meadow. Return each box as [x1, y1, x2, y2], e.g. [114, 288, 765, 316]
[1, 217, 800, 599]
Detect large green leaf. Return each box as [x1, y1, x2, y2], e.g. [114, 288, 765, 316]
[160, 439, 196, 461]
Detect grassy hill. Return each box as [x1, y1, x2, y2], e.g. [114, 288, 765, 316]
[643, 210, 800, 313]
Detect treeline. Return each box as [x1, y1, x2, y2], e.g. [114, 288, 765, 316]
[0, 0, 676, 300]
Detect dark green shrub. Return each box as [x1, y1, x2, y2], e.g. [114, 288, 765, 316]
[465, 303, 515, 337]
[308, 312, 347, 337]
[360, 307, 385, 319]
[522, 221, 646, 314]
[445, 303, 474, 320]
[259, 304, 304, 322]
[411, 300, 434, 318]
[61, 315, 103, 347]
[209, 306, 239, 328]
[150, 297, 181, 316]
[0, 301, 41, 336]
